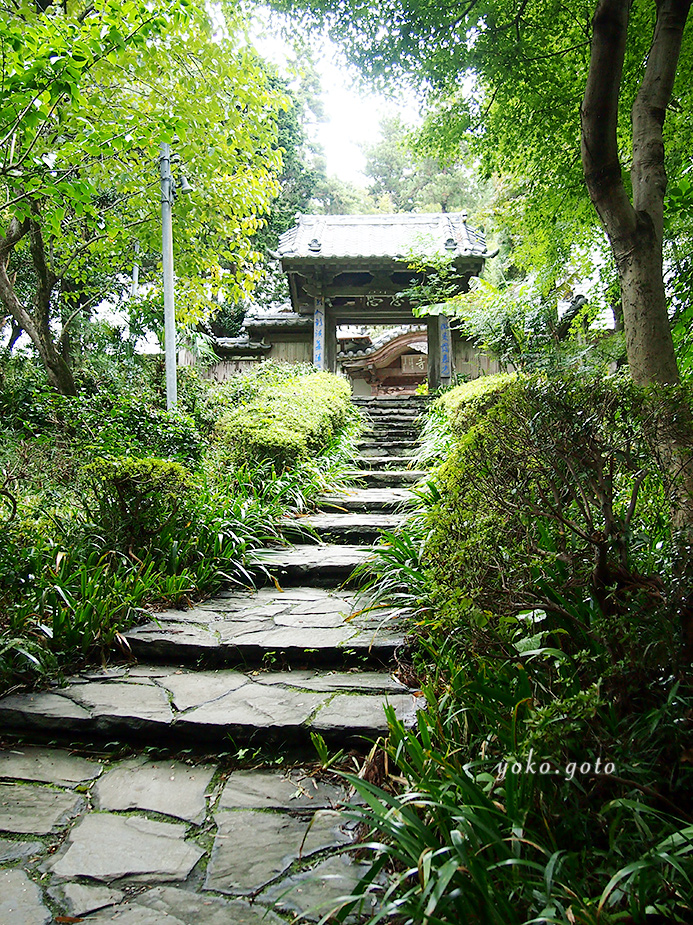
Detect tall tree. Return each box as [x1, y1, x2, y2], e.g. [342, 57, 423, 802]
[0, 0, 285, 393]
[272, 0, 691, 389]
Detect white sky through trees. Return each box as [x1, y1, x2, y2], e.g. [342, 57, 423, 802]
[251, 12, 421, 184]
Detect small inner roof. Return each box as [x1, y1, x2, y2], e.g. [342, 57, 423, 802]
[278, 212, 487, 261]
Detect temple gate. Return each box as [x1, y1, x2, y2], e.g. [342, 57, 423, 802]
[276, 212, 493, 390]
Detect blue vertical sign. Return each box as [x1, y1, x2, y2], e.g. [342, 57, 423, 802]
[440, 315, 452, 379]
[313, 296, 325, 368]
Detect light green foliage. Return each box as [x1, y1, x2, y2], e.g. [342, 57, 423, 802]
[362, 113, 491, 215]
[0, 356, 357, 686]
[0, 0, 286, 388]
[426, 375, 675, 662]
[80, 456, 195, 553]
[215, 365, 352, 470]
[414, 374, 513, 466]
[439, 372, 515, 436]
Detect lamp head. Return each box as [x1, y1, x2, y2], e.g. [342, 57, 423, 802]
[179, 175, 193, 195]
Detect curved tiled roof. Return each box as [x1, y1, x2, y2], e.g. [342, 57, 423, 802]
[337, 324, 427, 360]
[278, 212, 487, 262]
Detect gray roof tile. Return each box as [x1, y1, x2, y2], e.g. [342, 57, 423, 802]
[278, 212, 486, 261]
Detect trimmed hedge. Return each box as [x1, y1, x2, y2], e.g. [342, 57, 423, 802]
[438, 372, 515, 435]
[215, 370, 352, 470]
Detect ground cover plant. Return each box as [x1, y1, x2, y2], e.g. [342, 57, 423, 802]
[0, 357, 358, 691]
[339, 372, 693, 925]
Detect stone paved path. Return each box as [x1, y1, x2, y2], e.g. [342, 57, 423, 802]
[0, 395, 427, 923]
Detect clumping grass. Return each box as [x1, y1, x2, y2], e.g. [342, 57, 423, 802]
[333, 372, 693, 925]
[0, 360, 358, 690]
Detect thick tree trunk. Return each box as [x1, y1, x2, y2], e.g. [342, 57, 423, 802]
[581, 0, 693, 660]
[0, 216, 78, 396]
[619, 218, 680, 386]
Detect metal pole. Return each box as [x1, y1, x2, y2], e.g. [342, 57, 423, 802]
[159, 142, 177, 411]
[130, 240, 140, 299]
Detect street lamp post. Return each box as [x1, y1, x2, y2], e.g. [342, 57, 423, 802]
[159, 142, 177, 411]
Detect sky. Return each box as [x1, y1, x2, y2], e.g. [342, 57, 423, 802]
[251, 13, 421, 184]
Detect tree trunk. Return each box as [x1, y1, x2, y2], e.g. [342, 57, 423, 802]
[619, 217, 680, 387]
[581, 0, 693, 661]
[0, 216, 78, 396]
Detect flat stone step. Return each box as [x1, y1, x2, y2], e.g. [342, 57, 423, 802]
[360, 410, 421, 421]
[318, 488, 414, 513]
[0, 666, 419, 748]
[249, 543, 373, 586]
[344, 468, 427, 485]
[361, 425, 419, 443]
[357, 443, 418, 458]
[124, 586, 401, 667]
[299, 512, 403, 543]
[355, 454, 418, 468]
[352, 396, 429, 406]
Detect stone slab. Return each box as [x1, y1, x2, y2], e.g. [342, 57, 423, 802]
[0, 746, 102, 787]
[0, 782, 82, 834]
[313, 693, 420, 736]
[256, 670, 408, 694]
[204, 809, 350, 895]
[302, 514, 406, 528]
[355, 455, 416, 468]
[218, 770, 346, 811]
[0, 691, 91, 733]
[157, 670, 248, 711]
[318, 488, 413, 513]
[249, 544, 374, 582]
[94, 758, 215, 824]
[135, 886, 284, 925]
[0, 869, 51, 925]
[65, 680, 174, 729]
[177, 683, 326, 733]
[0, 835, 43, 862]
[50, 813, 204, 882]
[75, 905, 185, 924]
[59, 883, 124, 917]
[261, 854, 376, 923]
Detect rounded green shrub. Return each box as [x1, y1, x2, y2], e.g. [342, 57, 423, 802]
[215, 369, 351, 470]
[80, 456, 195, 553]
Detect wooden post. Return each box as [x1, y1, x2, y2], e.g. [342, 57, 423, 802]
[313, 295, 326, 368]
[428, 315, 453, 390]
[440, 315, 452, 387]
[313, 296, 336, 372]
[325, 304, 337, 373]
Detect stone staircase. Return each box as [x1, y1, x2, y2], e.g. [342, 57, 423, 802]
[0, 393, 428, 923]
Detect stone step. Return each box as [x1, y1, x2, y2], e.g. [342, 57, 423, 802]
[0, 748, 392, 925]
[124, 585, 401, 668]
[352, 396, 429, 406]
[249, 543, 373, 586]
[0, 665, 419, 749]
[362, 425, 420, 437]
[359, 408, 422, 420]
[355, 454, 418, 468]
[318, 488, 414, 513]
[344, 468, 427, 485]
[299, 512, 403, 543]
[358, 441, 418, 457]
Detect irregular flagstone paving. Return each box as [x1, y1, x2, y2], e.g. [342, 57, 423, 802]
[0, 752, 372, 923]
[124, 585, 404, 665]
[0, 396, 425, 921]
[0, 666, 419, 745]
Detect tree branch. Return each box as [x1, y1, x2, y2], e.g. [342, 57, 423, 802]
[580, 0, 637, 248]
[631, 0, 692, 243]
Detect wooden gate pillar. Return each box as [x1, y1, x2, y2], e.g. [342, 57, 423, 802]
[428, 315, 453, 390]
[313, 295, 337, 372]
